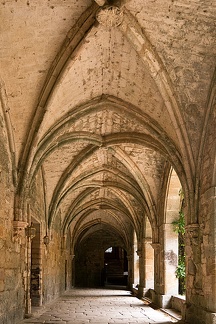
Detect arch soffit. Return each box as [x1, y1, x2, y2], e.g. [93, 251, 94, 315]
[27, 112, 187, 227]
[74, 222, 127, 253]
[17, 3, 99, 185]
[62, 193, 140, 236]
[47, 146, 148, 211]
[72, 215, 130, 252]
[28, 98, 181, 234]
[119, 8, 194, 177]
[28, 116, 186, 220]
[15, 4, 196, 230]
[49, 167, 145, 221]
[17, 4, 194, 195]
[45, 143, 159, 233]
[28, 97, 182, 182]
[198, 69, 216, 188]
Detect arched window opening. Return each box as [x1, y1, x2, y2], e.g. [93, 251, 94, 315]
[105, 247, 113, 253]
[172, 189, 185, 295]
[164, 168, 182, 297]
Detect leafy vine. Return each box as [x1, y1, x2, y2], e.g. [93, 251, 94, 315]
[172, 191, 186, 295]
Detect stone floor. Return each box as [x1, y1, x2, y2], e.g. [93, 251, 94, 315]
[19, 287, 185, 324]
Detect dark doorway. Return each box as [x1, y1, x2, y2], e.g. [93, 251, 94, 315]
[103, 247, 128, 286]
[74, 237, 104, 287]
[74, 227, 127, 288]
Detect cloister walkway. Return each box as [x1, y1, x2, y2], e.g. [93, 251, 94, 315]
[19, 287, 185, 324]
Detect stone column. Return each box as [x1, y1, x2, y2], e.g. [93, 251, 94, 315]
[151, 223, 178, 308]
[143, 238, 154, 294]
[185, 224, 201, 293]
[151, 243, 161, 303]
[127, 254, 133, 290]
[137, 248, 144, 298]
[136, 238, 154, 298]
[185, 217, 216, 324]
[71, 254, 75, 288]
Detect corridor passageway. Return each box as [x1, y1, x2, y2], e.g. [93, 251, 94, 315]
[1, 1, 215, 323]
[19, 288, 182, 324]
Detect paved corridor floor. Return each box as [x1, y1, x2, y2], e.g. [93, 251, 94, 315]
[19, 287, 184, 324]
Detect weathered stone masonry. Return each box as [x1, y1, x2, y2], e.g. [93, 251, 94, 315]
[0, 1, 215, 323]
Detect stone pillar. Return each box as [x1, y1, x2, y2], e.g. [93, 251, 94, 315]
[185, 223, 202, 321]
[127, 254, 133, 290]
[186, 224, 201, 292]
[137, 248, 145, 298]
[204, 186, 216, 316]
[71, 254, 75, 288]
[143, 238, 154, 293]
[151, 243, 162, 304]
[136, 238, 154, 298]
[151, 223, 178, 309]
[185, 216, 216, 324]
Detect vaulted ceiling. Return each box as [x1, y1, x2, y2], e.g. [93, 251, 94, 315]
[1, 0, 215, 249]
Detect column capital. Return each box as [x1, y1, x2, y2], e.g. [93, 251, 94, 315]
[144, 237, 152, 244]
[186, 223, 199, 238]
[127, 254, 132, 261]
[25, 223, 36, 240]
[151, 243, 161, 251]
[136, 249, 142, 257]
[13, 220, 28, 243]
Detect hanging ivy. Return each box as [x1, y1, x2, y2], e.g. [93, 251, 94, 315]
[172, 210, 185, 235]
[175, 254, 185, 280]
[172, 193, 186, 295]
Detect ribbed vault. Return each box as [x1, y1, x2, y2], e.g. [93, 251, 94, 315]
[0, 0, 216, 322]
[13, 1, 200, 248]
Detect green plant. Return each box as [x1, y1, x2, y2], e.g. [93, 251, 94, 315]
[175, 255, 186, 295]
[172, 206, 186, 295]
[172, 211, 185, 235]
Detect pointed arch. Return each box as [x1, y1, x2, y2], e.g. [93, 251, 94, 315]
[119, 8, 195, 221]
[15, 3, 99, 219]
[119, 8, 194, 176]
[15, 4, 194, 225]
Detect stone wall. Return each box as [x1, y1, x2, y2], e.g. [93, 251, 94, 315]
[185, 85, 216, 323]
[42, 229, 67, 303]
[0, 96, 25, 323]
[28, 171, 71, 312]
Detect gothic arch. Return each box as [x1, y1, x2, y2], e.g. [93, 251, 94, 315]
[15, 3, 195, 225]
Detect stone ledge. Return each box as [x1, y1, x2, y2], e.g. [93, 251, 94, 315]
[171, 295, 186, 312]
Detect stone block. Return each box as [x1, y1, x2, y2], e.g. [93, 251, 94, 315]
[0, 225, 4, 237]
[158, 294, 172, 308]
[0, 279, 5, 291]
[0, 268, 5, 280]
